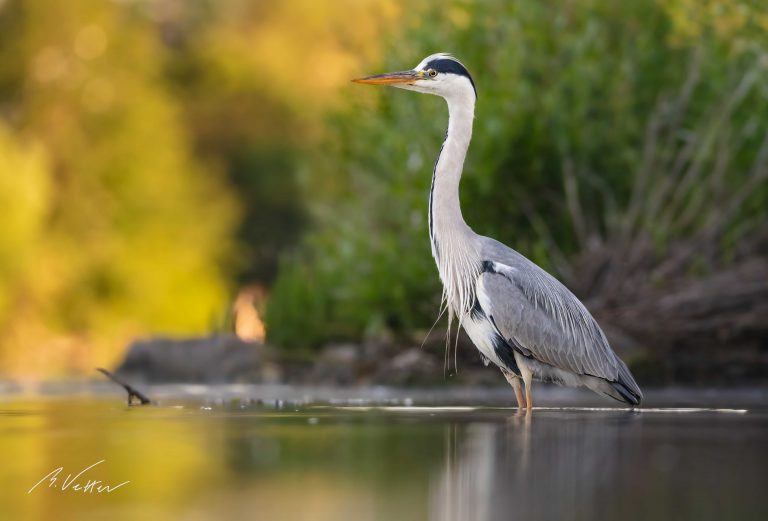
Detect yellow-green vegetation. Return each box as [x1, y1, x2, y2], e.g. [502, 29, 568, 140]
[0, 0, 401, 377]
[0, 0, 243, 375]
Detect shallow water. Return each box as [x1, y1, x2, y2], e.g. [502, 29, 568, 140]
[1, 385, 766, 521]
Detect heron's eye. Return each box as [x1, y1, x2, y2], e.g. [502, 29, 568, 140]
[427, 69, 437, 78]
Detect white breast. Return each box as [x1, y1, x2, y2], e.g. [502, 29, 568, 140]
[461, 314, 505, 369]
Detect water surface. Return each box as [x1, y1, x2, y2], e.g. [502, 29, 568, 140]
[1, 385, 766, 520]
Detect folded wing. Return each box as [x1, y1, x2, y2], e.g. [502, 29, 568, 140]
[476, 256, 641, 401]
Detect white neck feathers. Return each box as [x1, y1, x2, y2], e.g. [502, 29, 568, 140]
[428, 88, 481, 316]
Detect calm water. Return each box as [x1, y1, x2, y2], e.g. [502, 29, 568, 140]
[1, 385, 766, 521]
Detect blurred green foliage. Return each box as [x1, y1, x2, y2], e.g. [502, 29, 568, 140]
[266, 0, 768, 348]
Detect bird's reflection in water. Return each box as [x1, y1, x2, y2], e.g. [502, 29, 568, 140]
[429, 411, 639, 521]
[430, 422, 495, 521]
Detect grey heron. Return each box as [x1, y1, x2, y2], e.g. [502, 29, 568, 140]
[353, 53, 642, 411]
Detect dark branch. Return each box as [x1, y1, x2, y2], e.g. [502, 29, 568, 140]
[96, 368, 152, 405]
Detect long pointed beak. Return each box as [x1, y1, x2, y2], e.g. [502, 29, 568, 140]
[352, 70, 424, 85]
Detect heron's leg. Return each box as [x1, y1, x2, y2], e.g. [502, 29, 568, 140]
[520, 365, 534, 412]
[525, 382, 533, 412]
[502, 371, 526, 409]
[513, 379, 525, 410]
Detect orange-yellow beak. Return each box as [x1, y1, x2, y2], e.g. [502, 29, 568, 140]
[352, 70, 425, 85]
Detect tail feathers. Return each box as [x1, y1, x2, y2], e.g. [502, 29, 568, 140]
[615, 360, 643, 405]
[584, 369, 643, 407]
[609, 380, 642, 406]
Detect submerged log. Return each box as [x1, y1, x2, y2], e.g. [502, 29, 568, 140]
[96, 367, 152, 405]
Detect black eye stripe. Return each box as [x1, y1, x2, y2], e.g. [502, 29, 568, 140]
[425, 58, 477, 97]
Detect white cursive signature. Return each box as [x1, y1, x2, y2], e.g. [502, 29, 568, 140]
[27, 459, 130, 494]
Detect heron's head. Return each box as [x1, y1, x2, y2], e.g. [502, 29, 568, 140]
[352, 53, 476, 101]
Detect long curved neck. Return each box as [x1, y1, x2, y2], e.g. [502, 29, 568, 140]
[428, 89, 480, 315]
[429, 91, 476, 262]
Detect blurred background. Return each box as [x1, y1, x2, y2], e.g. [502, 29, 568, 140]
[0, 0, 766, 384]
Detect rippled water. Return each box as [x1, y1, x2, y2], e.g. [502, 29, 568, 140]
[1, 385, 766, 521]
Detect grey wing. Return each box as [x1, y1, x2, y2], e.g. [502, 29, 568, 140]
[475, 248, 641, 401]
